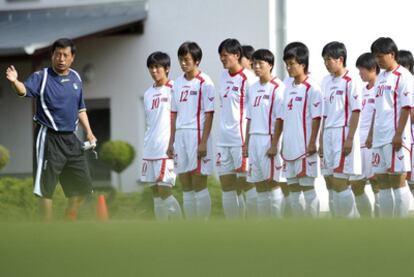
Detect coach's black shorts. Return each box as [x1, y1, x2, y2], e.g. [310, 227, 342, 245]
[33, 124, 93, 199]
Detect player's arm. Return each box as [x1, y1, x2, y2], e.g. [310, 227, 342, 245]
[308, 118, 321, 155]
[392, 107, 410, 151]
[167, 112, 177, 158]
[365, 111, 375, 149]
[243, 119, 251, 158]
[198, 112, 213, 159]
[319, 118, 325, 158]
[79, 111, 97, 143]
[5, 65, 26, 96]
[343, 110, 360, 156]
[267, 119, 283, 157]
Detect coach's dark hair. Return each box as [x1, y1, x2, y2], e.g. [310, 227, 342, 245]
[252, 49, 274, 72]
[178, 41, 202, 64]
[398, 50, 414, 74]
[283, 42, 309, 74]
[218, 38, 242, 61]
[242, 45, 255, 60]
[51, 38, 76, 55]
[321, 41, 347, 67]
[146, 51, 171, 70]
[356, 52, 380, 75]
[370, 37, 398, 58]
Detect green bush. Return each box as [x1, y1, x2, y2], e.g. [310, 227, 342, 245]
[0, 145, 10, 170]
[99, 140, 135, 173]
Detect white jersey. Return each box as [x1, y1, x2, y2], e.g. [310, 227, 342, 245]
[360, 85, 376, 146]
[171, 72, 215, 130]
[217, 68, 256, 146]
[322, 70, 362, 128]
[373, 65, 413, 148]
[281, 76, 323, 161]
[247, 77, 285, 135]
[143, 80, 174, 159]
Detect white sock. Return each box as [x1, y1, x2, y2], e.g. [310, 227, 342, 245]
[379, 188, 394, 217]
[269, 188, 284, 218]
[222, 190, 240, 219]
[195, 188, 211, 220]
[183, 191, 197, 220]
[355, 192, 372, 217]
[257, 191, 271, 218]
[393, 186, 411, 217]
[154, 197, 168, 221]
[238, 193, 246, 218]
[288, 191, 305, 217]
[373, 192, 380, 218]
[245, 187, 258, 218]
[328, 189, 335, 217]
[163, 195, 183, 220]
[336, 188, 358, 218]
[303, 189, 319, 217]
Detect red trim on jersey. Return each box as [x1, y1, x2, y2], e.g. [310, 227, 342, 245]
[239, 71, 247, 146]
[268, 78, 279, 135]
[165, 80, 173, 88]
[229, 68, 244, 77]
[334, 126, 346, 173]
[342, 71, 351, 127]
[298, 78, 311, 177]
[195, 72, 205, 174]
[157, 159, 167, 182]
[392, 67, 401, 133]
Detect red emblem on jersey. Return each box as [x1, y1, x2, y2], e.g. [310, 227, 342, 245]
[313, 102, 321, 107]
[398, 155, 404, 160]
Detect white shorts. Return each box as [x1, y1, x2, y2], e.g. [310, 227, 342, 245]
[372, 144, 411, 175]
[140, 159, 176, 186]
[247, 134, 286, 183]
[215, 146, 248, 176]
[323, 127, 361, 178]
[285, 153, 320, 186]
[349, 147, 374, 181]
[174, 129, 213, 175]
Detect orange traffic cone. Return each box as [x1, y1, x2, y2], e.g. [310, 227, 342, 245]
[96, 194, 109, 221]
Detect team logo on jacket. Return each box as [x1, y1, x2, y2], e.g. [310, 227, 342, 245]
[73, 83, 79, 90]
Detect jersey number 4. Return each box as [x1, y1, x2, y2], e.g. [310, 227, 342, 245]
[287, 98, 294, 110]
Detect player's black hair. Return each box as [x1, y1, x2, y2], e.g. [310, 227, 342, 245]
[321, 41, 347, 67]
[252, 49, 274, 72]
[370, 37, 399, 58]
[241, 45, 255, 60]
[355, 52, 380, 75]
[397, 50, 414, 74]
[51, 38, 76, 55]
[178, 41, 202, 64]
[218, 38, 242, 61]
[283, 41, 309, 74]
[146, 51, 171, 70]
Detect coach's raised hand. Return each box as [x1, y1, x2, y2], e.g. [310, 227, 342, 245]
[6, 65, 26, 96]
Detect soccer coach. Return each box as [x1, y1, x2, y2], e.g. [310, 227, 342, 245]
[5, 38, 96, 221]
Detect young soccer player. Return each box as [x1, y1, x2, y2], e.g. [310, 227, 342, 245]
[246, 49, 286, 218]
[367, 37, 413, 217]
[397, 50, 414, 197]
[141, 52, 182, 221]
[320, 41, 362, 218]
[271, 42, 322, 217]
[216, 38, 257, 219]
[351, 52, 380, 217]
[241, 45, 255, 72]
[167, 42, 215, 220]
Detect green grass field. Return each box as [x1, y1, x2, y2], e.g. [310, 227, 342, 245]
[1, 219, 413, 277]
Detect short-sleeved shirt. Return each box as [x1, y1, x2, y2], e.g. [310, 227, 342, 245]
[143, 80, 174, 160]
[217, 68, 256, 147]
[281, 76, 323, 161]
[321, 70, 362, 129]
[247, 77, 285, 135]
[373, 65, 413, 148]
[171, 72, 215, 130]
[360, 85, 376, 146]
[23, 67, 85, 132]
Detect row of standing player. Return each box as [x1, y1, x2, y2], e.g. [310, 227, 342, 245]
[141, 37, 414, 220]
